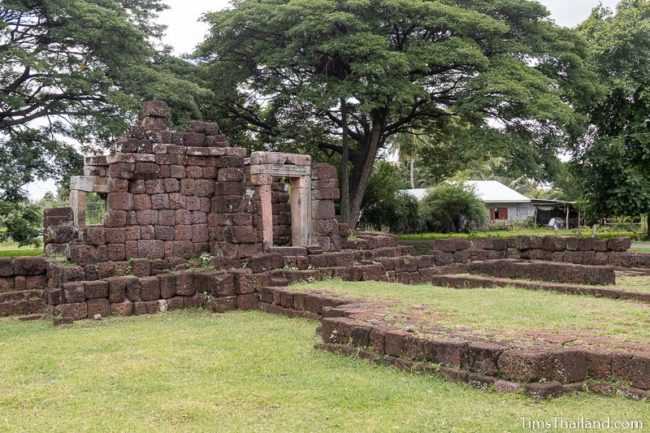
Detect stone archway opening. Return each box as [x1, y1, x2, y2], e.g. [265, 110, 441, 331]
[249, 152, 312, 250]
[69, 172, 109, 232]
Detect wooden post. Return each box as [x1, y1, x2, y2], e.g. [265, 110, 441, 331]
[565, 204, 570, 230]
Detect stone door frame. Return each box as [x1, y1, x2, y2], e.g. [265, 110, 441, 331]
[69, 175, 109, 231]
[249, 152, 312, 249]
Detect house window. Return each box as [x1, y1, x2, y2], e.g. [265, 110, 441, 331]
[491, 207, 508, 220]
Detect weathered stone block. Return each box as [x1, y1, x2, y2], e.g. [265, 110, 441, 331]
[63, 282, 86, 303]
[107, 193, 133, 210]
[87, 298, 111, 318]
[132, 194, 151, 210]
[0, 259, 13, 277]
[218, 168, 245, 182]
[56, 302, 88, 320]
[140, 276, 161, 301]
[158, 273, 176, 299]
[138, 240, 164, 259]
[607, 237, 632, 252]
[151, 194, 170, 210]
[175, 271, 195, 296]
[111, 300, 134, 316]
[134, 162, 160, 179]
[84, 280, 108, 299]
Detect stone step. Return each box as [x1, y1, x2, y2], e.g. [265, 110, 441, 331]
[268, 277, 289, 287]
[0, 289, 45, 303]
[268, 246, 307, 256]
[430, 274, 650, 303]
[0, 299, 46, 317]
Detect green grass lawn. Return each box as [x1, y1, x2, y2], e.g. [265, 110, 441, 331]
[397, 227, 641, 241]
[617, 275, 650, 294]
[0, 310, 647, 433]
[629, 243, 650, 253]
[0, 240, 42, 257]
[290, 280, 650, 345]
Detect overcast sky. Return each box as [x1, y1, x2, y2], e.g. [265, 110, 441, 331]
[27, 0, 621, 200]
[157, 0, 621, 55]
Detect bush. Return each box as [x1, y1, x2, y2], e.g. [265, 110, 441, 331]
[0, 200, 42, 247]
[360, 162, 420, 233]
[362, 192, 420, 233]
[419, 183, 487, 233]
[484, 218, 535, 232]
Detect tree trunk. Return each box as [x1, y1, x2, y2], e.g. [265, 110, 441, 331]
[409, 159, 415, 189]
[647, 212, 650, 240]
[349, 114, 383, 226]
[340, 97, 350, 224]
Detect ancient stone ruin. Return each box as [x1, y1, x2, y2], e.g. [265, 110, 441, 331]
[45, 101, 342, 261]
[0, 100, 649, 401]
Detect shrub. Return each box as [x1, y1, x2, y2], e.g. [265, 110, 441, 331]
[419, 183, 487, 233]
[361, 191, 420, 233]
[360, 162, 420, 233]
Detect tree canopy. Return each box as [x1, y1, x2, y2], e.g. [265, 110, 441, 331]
[0, 0, 211, 244]
[1, 0, 211, 190]
[198, 0, 598, 225]
[574, 0, 650, 229]
[0, 0, 211, 243]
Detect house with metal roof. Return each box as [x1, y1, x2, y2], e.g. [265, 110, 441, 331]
[401, 180, 535, 222]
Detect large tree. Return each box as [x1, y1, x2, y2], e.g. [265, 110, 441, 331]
[574, 0, 650, 234]
[198, 0, 597, 225]
[1, 0, 211, 244]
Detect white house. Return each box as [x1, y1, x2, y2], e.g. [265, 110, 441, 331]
[401, 180, 535, 222]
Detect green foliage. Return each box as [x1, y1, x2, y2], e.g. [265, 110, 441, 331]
[198, 0, 598, 223]
[397, 227, 639, 241]
[574, 1, 650, 223]
[0, 200, 41, 247]
[0, 0, 211, 244]
[419, 183, 487, 233]
[361, 191, 420, 234]
[199, 252, 215, 268]
[579, 138, 650, 220]
[359, 161, 419, 233]
[0, 2, 210, 184]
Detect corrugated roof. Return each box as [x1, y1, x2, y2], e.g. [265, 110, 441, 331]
[400, 180, 531, 204]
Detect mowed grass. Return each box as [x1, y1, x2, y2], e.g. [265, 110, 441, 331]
[630, 243, 650, 253]
[397, 227, 639, 241]
[0, 240, 42, 257]
[617, 275, 650, 294]
[290, 280, 650, 344]
[0, 310, 648, 433]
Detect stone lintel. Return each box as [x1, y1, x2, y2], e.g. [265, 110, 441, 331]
[250, 151, 311, 166]
[70, 176, 109, 193]
[249, 164, 311, 177]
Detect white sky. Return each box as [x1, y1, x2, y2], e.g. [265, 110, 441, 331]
[156, 0, 621, 55]
[26, 0, 620, 200]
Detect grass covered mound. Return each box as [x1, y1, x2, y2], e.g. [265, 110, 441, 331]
[1, 310, 647, 432]
[290, 280, 650, 350]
